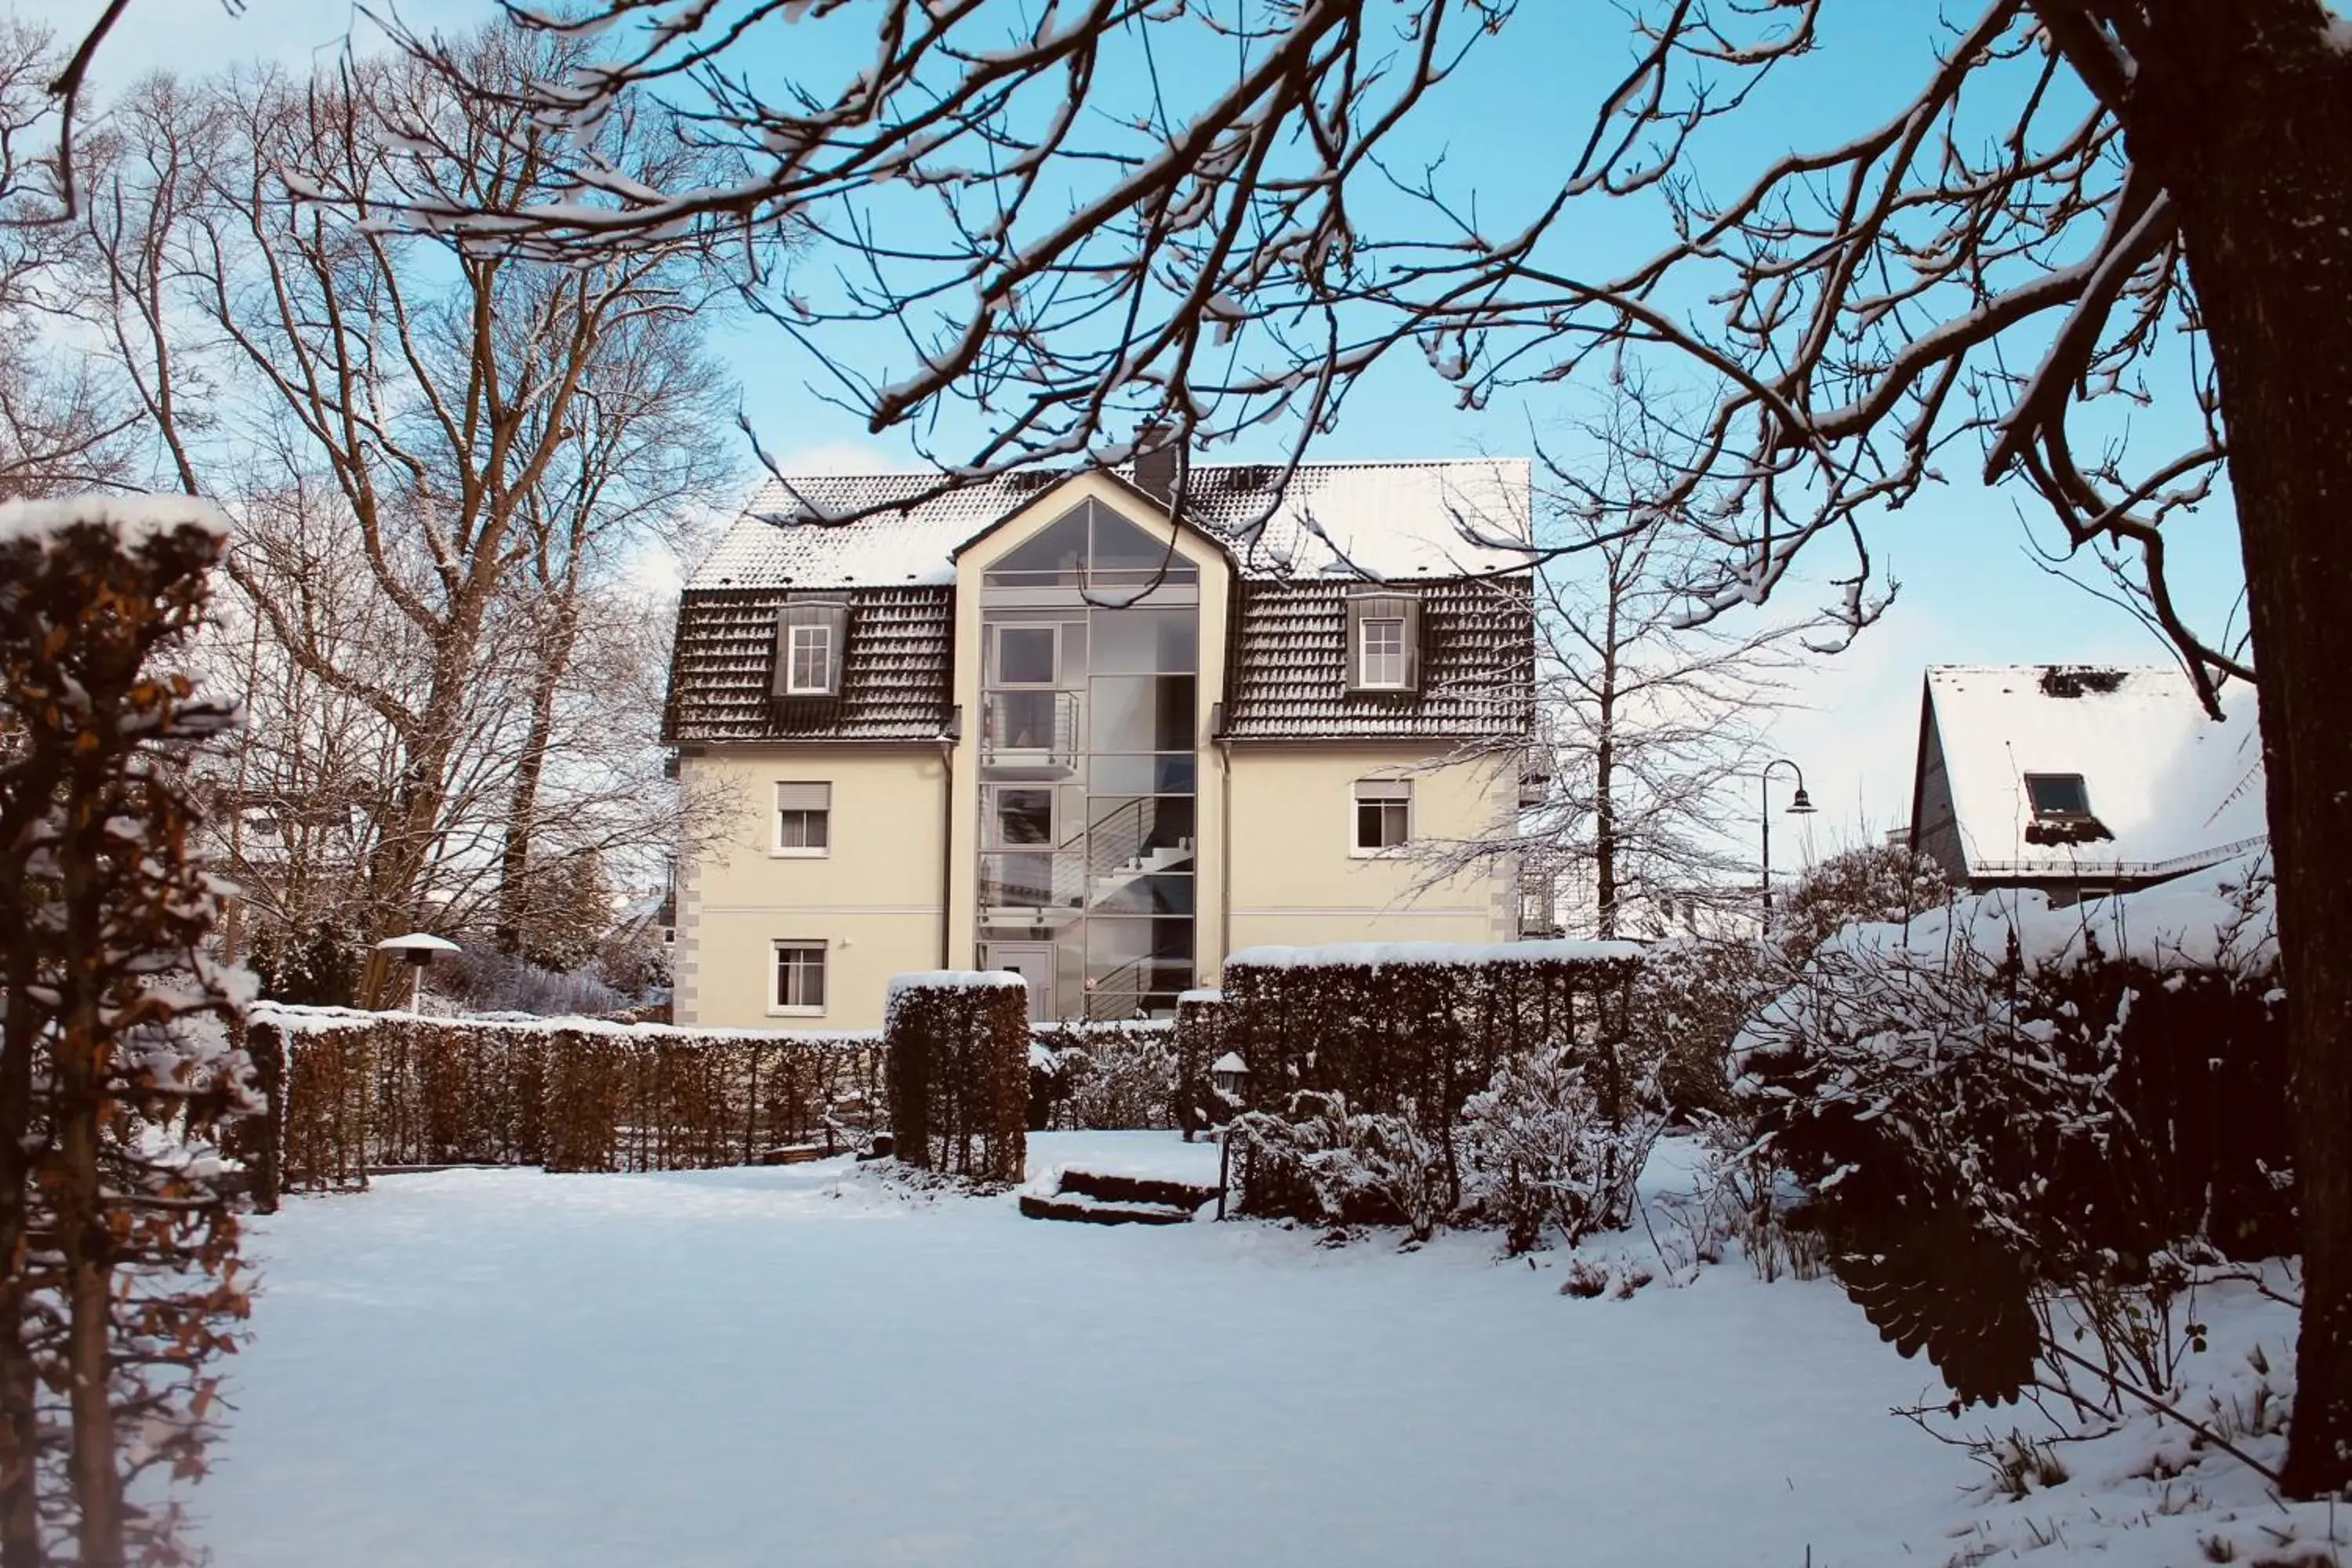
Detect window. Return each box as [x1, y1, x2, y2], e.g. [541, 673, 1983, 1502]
[2025, 773, 2092, 818]
[773, 942, 828, 1013]
[785, 623, 832, 695]
[1354, 779, 1411, 852]
[775, 782, 831, 855]
[1345, 589, 1421, 691]
[1360, 618, 1406, 688]
[993, 625, 1058, 685]
[773, 600, 847, 699]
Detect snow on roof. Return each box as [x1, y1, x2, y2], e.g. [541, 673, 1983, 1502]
[686, 459, 1533, 590]
[1924, 665, 2267, 881]
[1225, 937, 1645, 970]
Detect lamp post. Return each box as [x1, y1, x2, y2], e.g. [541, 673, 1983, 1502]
[1759, 758, 1817, 930]
[374, 932, 459, 1013]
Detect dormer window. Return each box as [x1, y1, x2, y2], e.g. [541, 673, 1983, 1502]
[1346, 588, 1422, 693]
[2025, 773, 2092, 818]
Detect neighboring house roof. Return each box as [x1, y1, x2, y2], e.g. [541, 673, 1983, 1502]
[688, 458, 1533, 590]
[1223, 578, 1532, 740]
[1911, 664, 2267, 884]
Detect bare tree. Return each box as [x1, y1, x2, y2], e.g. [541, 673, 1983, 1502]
[369, 0, 2352, 1491]
[0, 22, 136, 500]
[77, 24, 742, 990]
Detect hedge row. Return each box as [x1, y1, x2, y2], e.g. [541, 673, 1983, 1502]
[1216, 942, 1645, 1221]
[242, 1006, 880, 1199]
[884, 975, 1028, 1184]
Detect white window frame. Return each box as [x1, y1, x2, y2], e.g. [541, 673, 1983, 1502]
[990, 622, 1061, 688]
[771, 940, 829, 1016]
[1352, 779, 1413, 857]
[1358, 616, 1408, 689]
[772, 782, 832, 858]
[2024, 771, 2093, 819]
[784, 622, 833, 696]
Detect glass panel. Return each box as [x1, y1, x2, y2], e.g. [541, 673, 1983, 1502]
[1090, 873, 1193, 916]
[979, 852, 1080, 909]
[992, 690, 1062, 749]
[993, 625, 1057, 685]
[985, 510, 1090, 585]
[1091, 675, 1195, 752]
[778, 809, 829, 850]
[993, 787, 1054, 845]
[1089, 609, 1196, 673]
[2027, 775, 2091, 815]
[1088, 754, 1197, 795]
[1090, 505, 1197, 582]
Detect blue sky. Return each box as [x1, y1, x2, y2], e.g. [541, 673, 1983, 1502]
[20, 0, 2255, 863]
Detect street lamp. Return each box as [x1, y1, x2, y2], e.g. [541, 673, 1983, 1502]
[1760, 758, 1817, 929]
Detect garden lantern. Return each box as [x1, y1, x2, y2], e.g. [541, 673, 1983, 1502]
[374, 932, 459, 1013]
[1211, 1051, 1250, 1101]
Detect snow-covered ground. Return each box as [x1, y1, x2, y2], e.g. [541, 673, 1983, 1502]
[194, 1134, 2322, 1567]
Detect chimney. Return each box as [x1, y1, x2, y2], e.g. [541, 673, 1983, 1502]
[1133, 420, 1177, 501]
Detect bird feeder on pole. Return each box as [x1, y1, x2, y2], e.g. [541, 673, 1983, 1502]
[374, 933, 459, 1014]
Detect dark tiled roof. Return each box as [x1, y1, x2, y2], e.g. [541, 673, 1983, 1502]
[665, 587, 953, 744]
[1222, 577, 1534, 741]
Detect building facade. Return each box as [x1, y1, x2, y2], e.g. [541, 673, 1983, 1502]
[666, 459, 1536, 1029]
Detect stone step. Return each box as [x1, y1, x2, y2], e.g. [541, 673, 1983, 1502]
[1018, 1192, 1197, 1226]
[1054, 1167, 1219, 1211]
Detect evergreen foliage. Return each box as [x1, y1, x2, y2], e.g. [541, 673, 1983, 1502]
[882, 978, 1027, 1185]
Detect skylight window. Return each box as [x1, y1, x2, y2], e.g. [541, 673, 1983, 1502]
[2025, 773, 2092, 818]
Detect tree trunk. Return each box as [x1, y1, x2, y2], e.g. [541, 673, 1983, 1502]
[2121, 0, 2352, 1497]
[495, 592, 582, 956]
[1593, 574, 1622, 941]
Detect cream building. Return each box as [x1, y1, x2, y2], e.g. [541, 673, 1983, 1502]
[665, 456, 1538, 1029]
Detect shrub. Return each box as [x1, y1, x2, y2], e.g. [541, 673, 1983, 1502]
[1461, 1045, 1666, 1252]
[884, 973, 1028, 1185]
[1229, 1090, 1449, 1242]
[1029, 1020, 1178, 1131]
[1733, 854, 2288, 1409]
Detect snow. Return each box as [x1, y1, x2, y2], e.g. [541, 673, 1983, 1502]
[0, 493, 230, 549]
[1225, 937, 1644, 969]
[686, 459, 1534, 591]
[249, 1001, 878, 1047]
[373, 932, 460, 953]
[1923, 665, 2267, 881]
[885, 969, 1026, 996]
[1210, 1051, 1247, 1076]
[195, 1133, 1990, 1567]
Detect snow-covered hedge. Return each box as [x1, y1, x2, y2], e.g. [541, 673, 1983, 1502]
[243, 1005, 880, 1193]
[884, 973, 1027, 1184]
[1731, 854, 2289, 1407]
[1218, 942, 1646, 1234]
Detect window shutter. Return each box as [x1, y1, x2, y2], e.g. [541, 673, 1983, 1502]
[774, 600, 850, 698]
[775, 782, 831, 812]
[1353, 779, 1410, 802]
[1345, 589, 1421, 692]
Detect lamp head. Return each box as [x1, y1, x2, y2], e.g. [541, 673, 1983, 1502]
[1786, 787, 1817, 815]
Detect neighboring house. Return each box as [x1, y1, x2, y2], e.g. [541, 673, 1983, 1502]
[1906, 664, 2267, 903]
[664, 456, 1537, 1029]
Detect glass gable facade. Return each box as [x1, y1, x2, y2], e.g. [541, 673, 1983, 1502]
[978, 500, 1199, 1020]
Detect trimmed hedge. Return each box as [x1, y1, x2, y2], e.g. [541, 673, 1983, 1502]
[1170, 990, 1227, 1140]
[242, 1006, 880, 1198]
[1218, 942, 1644, 1223]
[884, 974, 1029, 1184]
